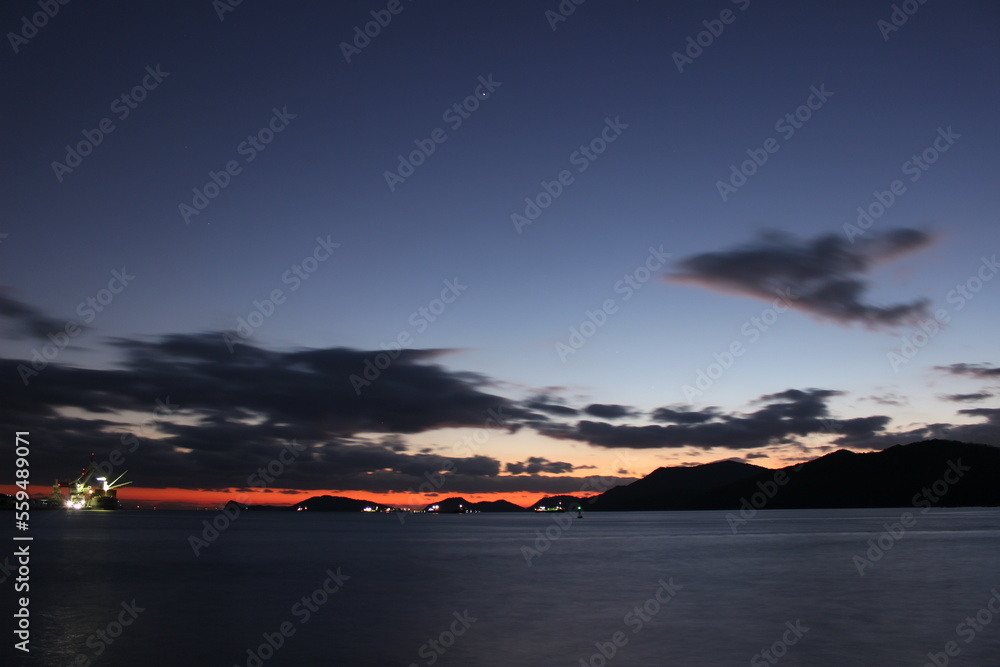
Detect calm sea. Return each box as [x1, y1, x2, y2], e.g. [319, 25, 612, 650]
[7, 507, 1000, 666]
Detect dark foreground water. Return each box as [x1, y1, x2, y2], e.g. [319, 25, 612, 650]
[5, 508, 1000, 666]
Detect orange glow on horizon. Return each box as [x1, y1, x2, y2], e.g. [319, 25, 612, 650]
[3, 484, 600, 510]
[3, 452, 808, 510]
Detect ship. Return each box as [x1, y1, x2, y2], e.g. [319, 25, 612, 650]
[50, 455, 131, 510]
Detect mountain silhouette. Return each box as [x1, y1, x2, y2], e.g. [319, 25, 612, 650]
[685, 439, 1000, 510]
[284, 440, 999, 512]
[586, 459, 768, 511]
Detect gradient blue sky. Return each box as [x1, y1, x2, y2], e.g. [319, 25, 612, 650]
[2, 0, 998, 506]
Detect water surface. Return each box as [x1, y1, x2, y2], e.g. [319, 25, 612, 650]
[10, 507, 1000, 666]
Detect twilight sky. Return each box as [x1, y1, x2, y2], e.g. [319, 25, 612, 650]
[2, 0, 998, 508]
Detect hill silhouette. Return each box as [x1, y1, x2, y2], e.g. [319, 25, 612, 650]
[529, 495, 587, 511]
[286, 440, 999, 512]
[292, 495, 389, 512]
[586, 459, 767, 511]
[687, 439, 1000, 510]
[426, 497, 528, 513]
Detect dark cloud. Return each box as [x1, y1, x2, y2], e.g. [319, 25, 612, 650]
[829, 424, 946, 451]
[958, 408, 1000, 420]
[827, 408, 1000, 450]
[936, 363, 1000, 379]
[525, 396, 579, 417]
[378, 435, 410, 452]
[754, 388, 843, 418]
[864, 393, 906, 406]
[0, 333, 537, 492]
[830, 416, 895, 442]
[0, 328, 641, 496]
[941, 392, 993, 403]
[535, 389, 891, 450]
[651, 405, 721, 424]
[583, 403, 634, 419]
[666, 229, 934, 328]
[0, 291, 81, 340]
[505, 456, 591, 475]
[949, 408, 1000, 444]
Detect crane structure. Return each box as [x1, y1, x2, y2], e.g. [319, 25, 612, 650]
[51, 455, 131, 510]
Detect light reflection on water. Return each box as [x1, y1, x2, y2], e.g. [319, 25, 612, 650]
[13, 507, 1000, 666]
